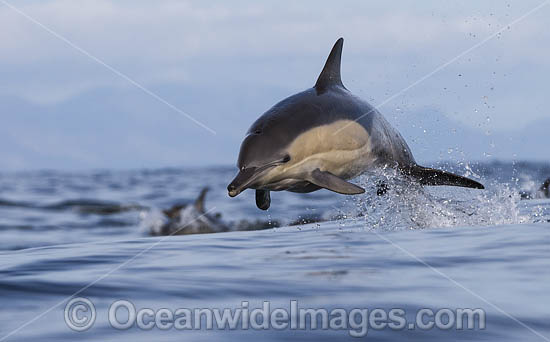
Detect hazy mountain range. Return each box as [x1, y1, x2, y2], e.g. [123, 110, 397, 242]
[0, 84, 548, 171]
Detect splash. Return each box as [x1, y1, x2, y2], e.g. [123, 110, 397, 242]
[342, 168, 532, 231]
[138, 209, 166, 235]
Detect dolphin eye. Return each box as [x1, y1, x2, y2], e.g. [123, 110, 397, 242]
[253, 129, 262, 135]
[282, 155, 291, 163]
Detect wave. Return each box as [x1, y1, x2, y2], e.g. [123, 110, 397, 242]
[42, 199, 146, 215]
[0, 197, 146, 215]
[0, 198, 33, 208]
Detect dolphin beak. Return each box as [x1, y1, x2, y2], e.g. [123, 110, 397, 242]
[227, 168, 257, 197]
[227, 166, 272, 197]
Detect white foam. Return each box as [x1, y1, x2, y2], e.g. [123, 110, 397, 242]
[342, 169, 533, 230]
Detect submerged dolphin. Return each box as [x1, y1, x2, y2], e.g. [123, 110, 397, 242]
[542, 178, 550, 198]
[520, 178, 550, 200]
[228, 38, 484, 210]
[153, 188, 229, 235]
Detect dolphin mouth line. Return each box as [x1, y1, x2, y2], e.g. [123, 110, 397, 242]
[227, 162, 282, 197]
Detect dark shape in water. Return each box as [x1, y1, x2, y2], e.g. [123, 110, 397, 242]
[151, 188, 290, 236]
[0, 197, 144, 215]
[541, 178, 550, 198]
[520, 177, 550, 200]
[154, 187, 229, 236]
[376, 182, 389, 196]
[44, 199, 145, 215]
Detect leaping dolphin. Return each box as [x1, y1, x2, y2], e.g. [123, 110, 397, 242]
[227, 38, 484, 210]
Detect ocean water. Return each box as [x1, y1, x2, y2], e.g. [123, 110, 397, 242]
[0, 161, 549, 341]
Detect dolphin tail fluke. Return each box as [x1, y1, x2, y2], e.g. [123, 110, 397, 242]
[308, 169, 365, 195]
[255, 190, 271, 210]
[404, 165, 484, 189]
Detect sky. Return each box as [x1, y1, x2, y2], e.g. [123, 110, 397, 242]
[0, 0, 549, 170]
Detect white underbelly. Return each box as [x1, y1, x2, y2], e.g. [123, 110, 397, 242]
[296, 147, 373, 179]
[260, 119, 376, 187]
[264, 145, 375, 189]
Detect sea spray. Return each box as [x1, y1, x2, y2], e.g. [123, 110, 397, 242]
[343, 169, 531, 230]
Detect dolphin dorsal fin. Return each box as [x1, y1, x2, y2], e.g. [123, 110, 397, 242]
[314, 38, 345, 91]
[194, 187, 209, 213]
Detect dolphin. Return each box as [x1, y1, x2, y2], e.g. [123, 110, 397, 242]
[540, 178, 550, 198]
[227, 38, 484, 210]
[521, 177, 550, 200]
[152, 188, 229, 235]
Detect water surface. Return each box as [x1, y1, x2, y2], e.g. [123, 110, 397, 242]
[0, 161, 549, 341]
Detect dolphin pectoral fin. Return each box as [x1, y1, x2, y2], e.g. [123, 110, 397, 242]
[255, 190, 271, 210]
[307, 169, 365, 195]
[403, 165, 485, 189]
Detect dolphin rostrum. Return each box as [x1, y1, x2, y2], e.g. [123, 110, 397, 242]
[227, 38, 484, 210]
